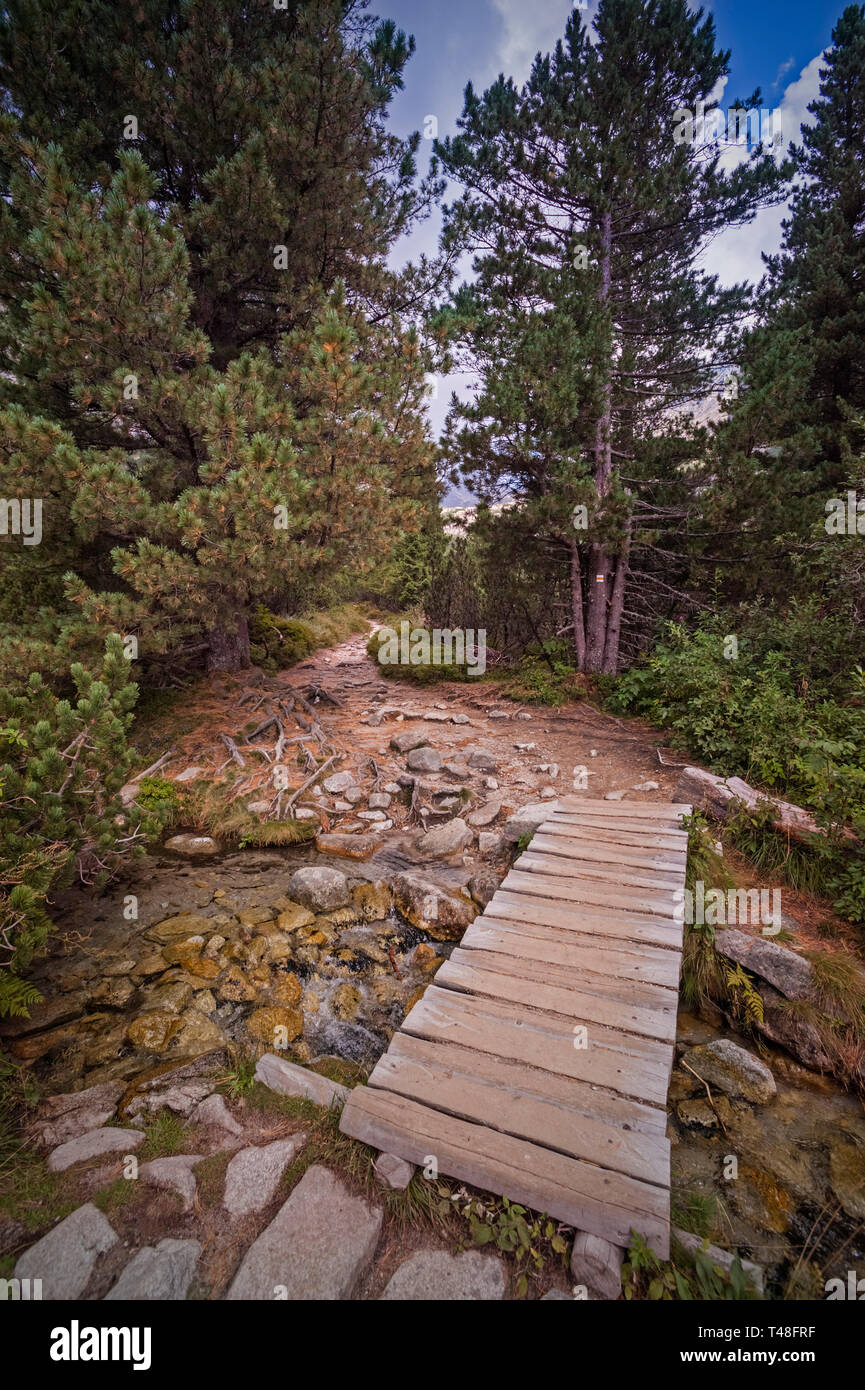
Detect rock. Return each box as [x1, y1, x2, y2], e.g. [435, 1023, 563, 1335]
[15, 1203, 118, 1300]
[467, 797, 503, 828]
[604, 789, 628, 801]
[485, 777, 499, 790]
[147, 911, 214, 943]
[0, 992, 88, 1038]
[190, 1093, 243, 1135]
[452, 713, 469, 724]
[468, 869, 500, 909]
[416, 817, 473, 856]
[541, 1288, 573, 1300]
[756, 984, 834, 1071]
[246, 1006, 303, 1048]
[164, 834, 221, 856]
[672, 1228, 764, 1294]
[344, 786, 365, 805]
[467, 748, 498, 771]
[330, 982, 363, 1021]
[288, 865, 350, 911]
[31, 1081, 124, 1149]
[391, 872, 476, 941]
[539, 786, 558, 799]
[503, 801, 559, 842]
[351, 880, 392, 921]
[105, 1238, 201, 1300]
[488, 710, 509, 721]
[676, 1097, 734, 1131]
[381, 1249, 505, 1300]
[171, 1008, 224, 1055]
[570, 1231, 624, 1300]
[374, 1152, 415, 1190]
[681, 1039, 776, 1104]
[333, 799, 353, 812]
[632, 780, 660, 792]
[478, 832, 505, 857]
[323, 771, 357, 794]
[139, 1155, 204, 1211]
[407, 746, 443, 773]
[226, 1165, 382, 1300]
[47, 1126, 145, 1172]
[828, 1141, 865, 1221]
[246, 800, 270, 815]
[294, 807, 317, 820]
[714, 929, 816, 1002]
[358, 809, 386, 821]
[254, 1054, 348, 1107]
[127, 1080, 214, 1119]
[271, 972, 303, 1008]
[224, 1136, 307, 1217]
[218, 964, 258, 1003]
[276, 903, 316, 932]
[369, 792, 392, 810]
[390, 730, 429, 754]
[316, 832, 383, 859]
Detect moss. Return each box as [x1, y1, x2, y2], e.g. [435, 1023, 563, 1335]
[139, 1109, 186, 1160]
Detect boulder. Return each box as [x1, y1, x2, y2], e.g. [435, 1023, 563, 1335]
[381, 1249, 505, 1300]
[467, 748, 498, 771]
[681, 1039, 776, 1104]
[163, 834, 221, 856]
[415, 817, 473, 857]
[322, 771, 357, 795]
[407, 746, 443, 773]
[105, 1238, 201, 1300]
[391, 873, 476, 941]
[254, 1053, 348, 1108]
[390, 730, 429, 754]
[288, 866, 350, 911]
[190, 1093, 243, 1135]
[467, 797, 503, 828]
[139, 1155, 204, 1211]
[47, 1126, 145, 1172]
[15, 1203, 117, 1300]
[223, 1136, 307, 1217]
[714, 929, 816, 1002]
[30, 1081, 124, 1149]
[503, 801, 560, 842]
[245, 1006, 303, 1049]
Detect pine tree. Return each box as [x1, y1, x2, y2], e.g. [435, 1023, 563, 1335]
[436, 0, 785, 671]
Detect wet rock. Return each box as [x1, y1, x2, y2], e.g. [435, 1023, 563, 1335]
[315, 832, 382, 860]
[323, 771, 357, 795]
[48, 1126, 145, 1172]
[126, 1010, 180, 1052]
[164, 834, 221, 857]
[15, 1203, 118, 1300]
[755, 985, 834, 1072]
[171, 1008, 224, 1055]
[416, 817, 473, 856]
[331, 982, 363, 1021]
[254, 1054, 348, 1108]
[374, 1152, 415, 1190]
[148, 912, 214, 944]
[246, 1006, 303, 1048]
[288, 866, 350, 912]
[139, 1155, 204, 1211]
[467, 748, 498, 771]
[676, 1098, 732, 1131]
[714, 929, 816, 1002]
[391, 873, 476, 941]
[828, 1140, 865, 1221]
[381, 1249, 505, 1300]
[236, 907, 274, 928]
[190, 1093, 243, 1136]
[226, 1165, 382, 1301]
[276, 903, 316, 933]
[407, 746, 443, 773]
[271, 972, 303, 1008]
[681, 1039, 776, 1104]
[0, 992, 88, 1039]
[503, 801, 560, 842]
[570, 1232, 624, 1301]
[218, 965, 258, 1003]
[351, 881, 392, 921]
[224, 1136, 307, 1217]
[31, 1082, 124, 1149]
[105, 1238, 201, 1300]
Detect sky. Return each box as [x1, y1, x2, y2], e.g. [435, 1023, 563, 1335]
[375, 0, 847, 493]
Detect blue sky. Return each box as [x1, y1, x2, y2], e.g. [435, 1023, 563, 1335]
[375, 0, 846, 484]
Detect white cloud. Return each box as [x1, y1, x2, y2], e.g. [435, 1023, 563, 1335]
[489, 0, 588, 80]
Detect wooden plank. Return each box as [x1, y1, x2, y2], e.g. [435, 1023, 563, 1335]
[492, 890, 683, 949]
[467, 916, 682, 989]
[459, 926, 680, 1000]
[501, 868, 683, 919]
[439, 950, 677, 1042]
[539, 821, 688, 854]
[339, 1085, 670, 1256]
[367, 1039, 670, 1186]
[547, 813, 688, 841]
[557, 796, 691, 818]
[374, 1030, 667, 1137]
[529, 833, 685, 874]
[516, 851, 683, 894]
[404, 985, 673, 1105]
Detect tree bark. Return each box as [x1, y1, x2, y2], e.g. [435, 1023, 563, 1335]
[585, 209, 614, 674]
[206, 611, 251, 672]
[569, 538, 587, 671]
[602, 522, 631, 673]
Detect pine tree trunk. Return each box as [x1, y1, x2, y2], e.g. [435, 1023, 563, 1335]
[206, 612, 251, 672]
[602, 524, 631, 674]
[586, 210, 614, 674]
[569, 539, 587, 671]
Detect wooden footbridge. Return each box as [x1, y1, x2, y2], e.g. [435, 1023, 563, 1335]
[339, 797, 690, 1258]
